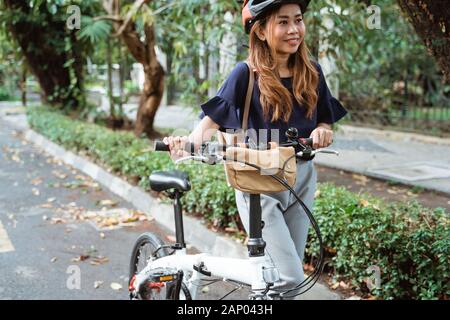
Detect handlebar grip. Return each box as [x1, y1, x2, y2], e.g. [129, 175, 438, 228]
[154, 141, 196, 154]
[299, 138, 313, 147]
[154, 141, 170, 152]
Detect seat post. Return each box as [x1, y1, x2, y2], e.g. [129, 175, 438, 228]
[247, 193, 265, 257]
[173, 190, 186, 248]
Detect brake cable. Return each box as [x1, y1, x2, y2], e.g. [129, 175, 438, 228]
[220, 155, 325, 298]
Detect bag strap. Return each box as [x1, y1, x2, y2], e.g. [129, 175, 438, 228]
[242, 61, 254, 132]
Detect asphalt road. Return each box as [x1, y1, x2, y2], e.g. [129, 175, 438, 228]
[0, 119, 248, 300]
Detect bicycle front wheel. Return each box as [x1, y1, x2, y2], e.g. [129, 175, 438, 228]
[128, 232, 191, 300]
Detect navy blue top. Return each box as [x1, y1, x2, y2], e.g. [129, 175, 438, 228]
[200, 61, 347, 144]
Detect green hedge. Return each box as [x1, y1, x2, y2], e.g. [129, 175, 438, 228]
[27, 107, 449, 300]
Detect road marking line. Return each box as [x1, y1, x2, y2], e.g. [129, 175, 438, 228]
[0, 220, 15, 253]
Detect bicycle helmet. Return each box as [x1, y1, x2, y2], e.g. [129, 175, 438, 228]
[242, 0, 311, 34]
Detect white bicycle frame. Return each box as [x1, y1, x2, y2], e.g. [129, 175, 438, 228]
[135, 143, 339, 300]
[134, 248, 279, 299]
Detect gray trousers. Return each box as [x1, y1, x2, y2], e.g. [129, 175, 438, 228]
[235, 160, 317, 298]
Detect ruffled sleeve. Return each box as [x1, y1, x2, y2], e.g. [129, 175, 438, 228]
[316, 63, 348, 124]
[199, 62, 250, 132]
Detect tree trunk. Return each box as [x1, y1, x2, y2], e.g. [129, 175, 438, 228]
[121, 24, 165, 138]
[20, 64, 27, 107]
[135, 64, 165, 138]
[106, 37, 115, 119]
[396, 0, 450, 84]
[166, 41, 175, 105]
[4, 0, 84, 109]
[103, 0, 165, 138]
[118, 45, 124, 117]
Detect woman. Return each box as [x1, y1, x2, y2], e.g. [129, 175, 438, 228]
[163, 0, 347, 298]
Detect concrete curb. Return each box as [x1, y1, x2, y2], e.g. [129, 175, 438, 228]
[22, 128, 249, 260]
[0, 113, 342, 300]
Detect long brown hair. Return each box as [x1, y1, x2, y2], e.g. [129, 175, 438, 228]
[248, 6, 319, 122]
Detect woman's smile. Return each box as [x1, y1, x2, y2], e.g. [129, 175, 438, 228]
[285, 38, 301, 46]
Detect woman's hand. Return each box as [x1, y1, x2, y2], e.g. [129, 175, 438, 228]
[310, 123, 333, 149]
[163, 136, 191, 162]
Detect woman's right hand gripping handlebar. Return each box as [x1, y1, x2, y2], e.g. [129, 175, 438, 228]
[162, 116, 221, 162]
[162, 136, 191, 162]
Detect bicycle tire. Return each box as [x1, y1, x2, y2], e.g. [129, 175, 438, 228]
[129, 232, 191, 300]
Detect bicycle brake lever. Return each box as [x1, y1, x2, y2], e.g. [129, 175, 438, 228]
[174, 156, 208, 165]
[311, 149, 339, 156]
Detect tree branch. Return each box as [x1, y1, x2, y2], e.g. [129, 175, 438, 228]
[93, 15, 123, 23]
[113, 0, 149, 37]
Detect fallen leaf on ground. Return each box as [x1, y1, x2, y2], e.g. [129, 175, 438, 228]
[47, 197, 56, 203]
[39, 203, 53, 209]
[52, 170, 68, 180]
[32, 188, 40, 196]
[331, 282, 339, 290]
[90, 256, 109, 266]
[121, 215, 139, 224]
[11, 154, 22, 163]
[103, 217, 119, 227]
[339, 281, 349, 289]
[31, 178, 43, 186]
[51, 257, 57, 263]
[99, 199, 119, 207]
[141, 215, 153, 222]
[71, 255, 90, 263]
[100, 232, 105, 239]
[201, 286, 209, 294]
[94, 281, 104, 289]
[50, 218, 66, 224]
[110, 283, 123, 291]
[352, 174, 369, 186]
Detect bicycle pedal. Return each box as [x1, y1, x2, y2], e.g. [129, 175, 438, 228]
[130, 268, 183, 300]
[145, 267, 180, 283]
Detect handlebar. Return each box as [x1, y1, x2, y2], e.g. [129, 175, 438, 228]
[154, 140, 198, 153]
[155, 139, 314, 154]
[154, 137, 338, 165]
